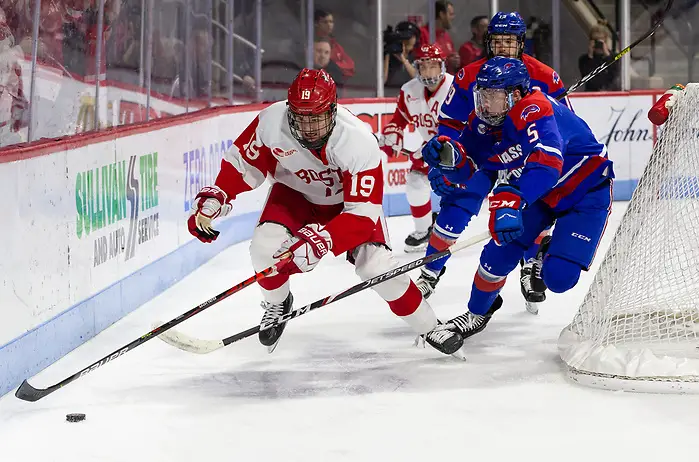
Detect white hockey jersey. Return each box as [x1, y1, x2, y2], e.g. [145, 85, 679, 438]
[215, 100, 385, 254]
[386, 73, 455, 141]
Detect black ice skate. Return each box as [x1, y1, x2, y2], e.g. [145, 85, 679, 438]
[416, 266, 446, 299]
[422, 323, 464, 356]
[404, 229, 431, 253]
[530, 235, 552, 292]
[403, 213, 437, 253]
[258, 293, 293, 353]
[445, 295, 503, 340]
[520, 260, 545, 315]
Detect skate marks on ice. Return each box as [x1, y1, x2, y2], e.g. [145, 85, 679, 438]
[150, 316, 563, 402]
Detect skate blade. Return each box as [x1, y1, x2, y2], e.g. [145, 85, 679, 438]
[451, 346, 467, 361]
[267, 336, 282, 354]
[525, 301, 540, 315]
[404, 243, 428, 253]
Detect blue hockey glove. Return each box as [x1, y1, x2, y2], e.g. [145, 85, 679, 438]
[422, 135, 446, 168]
[488, 185, 525, 246]
[428, 168, 466, 197]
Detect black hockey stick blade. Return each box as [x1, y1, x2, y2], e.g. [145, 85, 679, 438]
[15, 379, 52, 402]
[158, 231, 491, 355]
[560, 0, 674, 99]
[14, 264, 280, 402]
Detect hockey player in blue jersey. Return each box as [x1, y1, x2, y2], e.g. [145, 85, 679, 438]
[416, 12, 571, 313]
[423, 57, 613, 340]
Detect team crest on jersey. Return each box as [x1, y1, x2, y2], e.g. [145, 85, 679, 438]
[477, 123, 488, 134]
[272, 147, 297, 157]
[457, 68, 465, 80]
[406, 93, 419, 103]
[504, 62, 516, 70]
[552, 71, 560, 84]
[520, 104, 541, 121]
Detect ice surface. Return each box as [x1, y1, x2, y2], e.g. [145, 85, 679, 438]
[2, 201, 699, 461]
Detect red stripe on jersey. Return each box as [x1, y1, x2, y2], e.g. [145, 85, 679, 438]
[215, 115, 276, 200]
[527, 150, 563, 174]
[215, 161, 254, 200]
[522, 54, 565, 94]
[509, 92, 555, 132]
[542, 156, 607, 208]
[467, 111, 477, 128]
[439, 118, 465, 132]
[457, 59, 485, 87]
[394, 89, 413, 128]
[473, 271, 506, 293]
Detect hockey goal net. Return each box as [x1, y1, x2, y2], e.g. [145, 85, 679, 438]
[558, 83, 699, 393]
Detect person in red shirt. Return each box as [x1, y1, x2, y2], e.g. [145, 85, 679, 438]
[419, 0, 459, 73]
[314, 9, 355, 79]
[458, 15, 488, 66]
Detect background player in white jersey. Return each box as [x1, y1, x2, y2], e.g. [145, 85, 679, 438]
[187, 69, 464, 355]
[379, 43, 454, 252]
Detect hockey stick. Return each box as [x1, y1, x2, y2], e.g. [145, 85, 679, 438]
[560, 0, 674, 99]
[156, 230, 491, 354]
[14, 263, 283, 402]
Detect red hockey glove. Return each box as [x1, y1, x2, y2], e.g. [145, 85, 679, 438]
[273, 224, 333, 275]
[380, 122, 404, 157]
[187, 185, 232, 243]
[648, 84, 684, 126]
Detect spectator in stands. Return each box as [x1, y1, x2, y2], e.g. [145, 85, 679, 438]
[0, 3, 28, 145]
[383, 21, 419, 89]
[578, 21, 618, 91]
[187, 27, 213, 98]
[459, 15, 488, 66]
[14, 0, 66, 69]
[314, 9, 355, 80]
[313, 36, 344, 88]
[62, 0, 121, 76]
[419, 1, 459, 73]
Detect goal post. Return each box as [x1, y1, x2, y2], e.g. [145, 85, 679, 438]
[558, 83, 699, 393]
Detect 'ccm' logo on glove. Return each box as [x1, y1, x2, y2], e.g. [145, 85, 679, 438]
[489, 198, 520, 209]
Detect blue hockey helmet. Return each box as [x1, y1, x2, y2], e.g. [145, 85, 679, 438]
[474, 57, 531, 126]
[486, 12, 526, 59]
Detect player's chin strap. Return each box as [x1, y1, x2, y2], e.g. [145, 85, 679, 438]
[155, 231, 492, 355]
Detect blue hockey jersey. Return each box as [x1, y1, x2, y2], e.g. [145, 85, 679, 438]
[478, 90, 613, 213]
[437, 54, 571, 140]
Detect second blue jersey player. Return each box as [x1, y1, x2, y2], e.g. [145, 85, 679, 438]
[416, 12, 571, 314]
[421, 57, 613, 341]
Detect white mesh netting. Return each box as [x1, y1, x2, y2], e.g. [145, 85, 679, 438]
[558, 83, 699, 393]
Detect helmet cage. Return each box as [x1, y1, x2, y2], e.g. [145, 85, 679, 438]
[415, 57, 446, 87]
[286, 103, 337, 151]
[474, 86, 515, 126]
[486, 33, 525, 59]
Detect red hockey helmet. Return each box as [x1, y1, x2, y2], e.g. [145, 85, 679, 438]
[287, 68, 338, 150]
[413, 43, 446, 87]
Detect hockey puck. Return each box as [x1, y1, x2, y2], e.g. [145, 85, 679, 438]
[66, 413, 86, 423]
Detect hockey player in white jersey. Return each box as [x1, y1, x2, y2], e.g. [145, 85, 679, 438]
[187, 68, 464, 355]
[379, 43, 453, 252]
